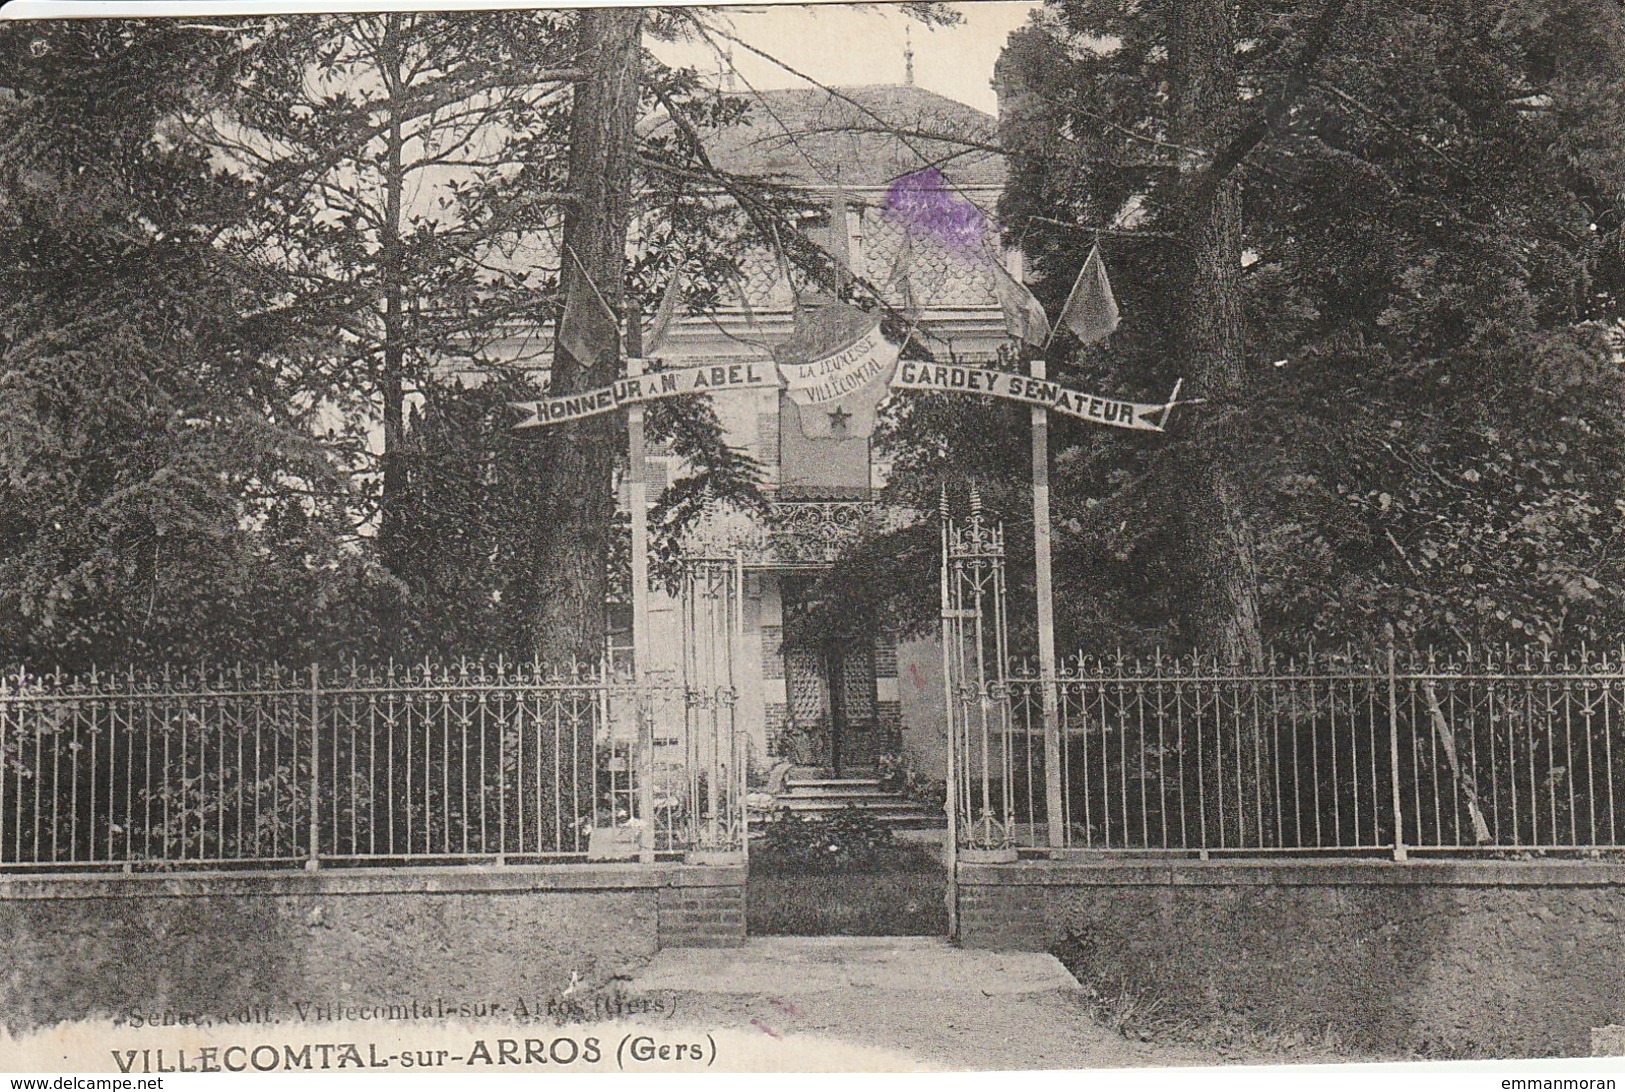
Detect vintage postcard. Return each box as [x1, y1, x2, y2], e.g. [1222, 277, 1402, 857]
[4, 0, 1625, 1077]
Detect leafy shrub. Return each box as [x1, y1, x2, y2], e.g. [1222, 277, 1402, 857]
[755, 806, 894, 873]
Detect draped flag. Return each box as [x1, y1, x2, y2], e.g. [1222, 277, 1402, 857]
[643, 270, 683, 356]
[775, 296, 901, 440]
[558, 244, 621, 366]
[889, 228, 920, 323]
[991, 259, 1052, 348]
[1058, 244, 1120, 346]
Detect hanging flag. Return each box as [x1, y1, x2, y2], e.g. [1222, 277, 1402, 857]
[1057, 244, 1120, 346]
[888, 228, 920, 323]
[990, 259, 1052, 348]
[557, 244, 621, 366]
[824, 187, 852, 290]
[643, 270, 684, 356]
[774, 297, 901, 440]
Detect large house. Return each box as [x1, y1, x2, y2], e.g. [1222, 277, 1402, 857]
[633, 79, 1017, 803]
[477, 72, 1018, 811]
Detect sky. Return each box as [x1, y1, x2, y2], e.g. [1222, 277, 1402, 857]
[651, 2, 1042, 116]
[2, 0, 1040, 115]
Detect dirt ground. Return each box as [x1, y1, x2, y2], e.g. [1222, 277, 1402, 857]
[626, 936, 1381, 1072]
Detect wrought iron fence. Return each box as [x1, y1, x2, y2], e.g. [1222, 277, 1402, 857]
[988, 646, 1625, 856]
[0, 659, 741, 872]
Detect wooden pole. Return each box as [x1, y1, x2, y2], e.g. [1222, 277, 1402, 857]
[1031, 357, 1066, 850]
[626, 305, 655, 864]
[940, 488, 960, 938]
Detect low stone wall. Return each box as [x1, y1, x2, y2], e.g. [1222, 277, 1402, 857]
[1, 863, 744, 1036]
[958, 858, 1625, 1057]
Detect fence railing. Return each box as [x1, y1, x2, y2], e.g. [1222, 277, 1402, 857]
[988, 646, 1625, 856]
[0, 660, 742, 872]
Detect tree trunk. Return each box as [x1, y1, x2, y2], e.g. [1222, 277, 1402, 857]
[377, 13, 409, 585]
[1168, 0, 1272, 845]
[530, 7, 642, 669]
[1168, 0, 1264, 667]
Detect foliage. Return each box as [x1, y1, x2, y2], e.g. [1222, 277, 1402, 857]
[206, 11, 583, 570]
[209, 12, 769, 658]
[0, 14, 779, 671]
[0, 20, 386, 673]
[386, 372, 553, 658]
[755, 806, 895, 873]
[747, 864, 947, 936]
[875, 749, 946, 813]
[770, 717, 827, 766]
[853, 0, 1625, 658]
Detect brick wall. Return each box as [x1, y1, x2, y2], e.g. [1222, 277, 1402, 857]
[761, 625, 784, 678]
[957, 878, 1043, 952]
[873, 630, 898, 677]
[657, 874, 746, 948]
[765, 702, 787, 757]
[756, 412, 780, 484]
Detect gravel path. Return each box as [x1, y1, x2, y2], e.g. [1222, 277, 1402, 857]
[626, 936, 1299, 1072]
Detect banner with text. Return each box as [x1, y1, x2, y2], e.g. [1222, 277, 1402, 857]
[778, 320, 901, 440]
[889, 360, 1168, 432]
[512, 361, 779, 428]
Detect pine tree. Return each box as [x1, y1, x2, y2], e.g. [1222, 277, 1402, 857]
[0, 20, 371, 671]
[990, 0, 1625, 654]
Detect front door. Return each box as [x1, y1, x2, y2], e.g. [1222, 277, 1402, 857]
[782, 576, 880, 776]
[825, 641, 879, 775]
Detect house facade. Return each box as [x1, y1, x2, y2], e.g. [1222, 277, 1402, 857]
[634, 82, 1017, 788]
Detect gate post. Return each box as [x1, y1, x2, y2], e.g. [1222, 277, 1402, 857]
[939, 489, 960, 939]
[1386, 630, 1408, 863]
[625, 342, 656, 865]
[733, 554, 747, 862]
[1030, 358, 1066, 850]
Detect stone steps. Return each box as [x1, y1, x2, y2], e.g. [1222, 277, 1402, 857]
[772, 774, 946, 832]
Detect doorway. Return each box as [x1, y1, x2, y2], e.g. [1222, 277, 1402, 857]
[780, 574, 881, 776]
[755, 573, 948, 937]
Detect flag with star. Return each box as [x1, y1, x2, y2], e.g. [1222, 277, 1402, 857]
[774, 295, 900, 441]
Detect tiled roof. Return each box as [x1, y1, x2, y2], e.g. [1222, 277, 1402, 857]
[728, 195, 1003, 315]
[478, 85, 1009, 343]
[653, 84, 1005, 190]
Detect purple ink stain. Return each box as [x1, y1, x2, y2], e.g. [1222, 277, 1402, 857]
[883, 167, 988, 257]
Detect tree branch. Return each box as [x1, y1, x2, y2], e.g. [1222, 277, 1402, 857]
[1184, 0, 1353, 211]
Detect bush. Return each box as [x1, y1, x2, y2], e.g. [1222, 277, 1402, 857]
[756, 806, 894, 873]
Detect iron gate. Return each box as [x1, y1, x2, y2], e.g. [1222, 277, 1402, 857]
[938, 489, 1625, 867]
[0, 556, 749, 872]
[941, 489, 1018, 858]
[659, 556, 746, 857]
